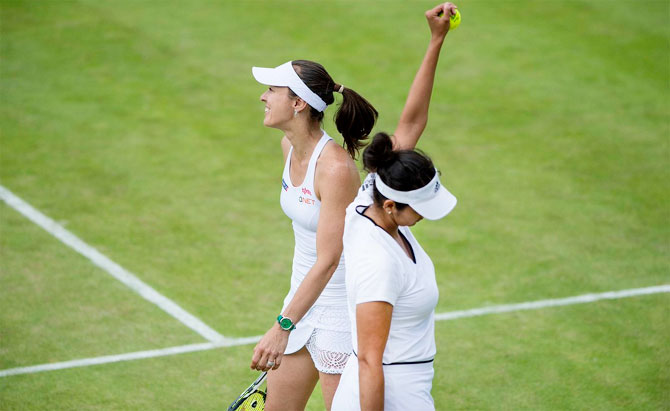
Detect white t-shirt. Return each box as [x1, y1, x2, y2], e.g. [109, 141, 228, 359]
[342, 173, 439, 364]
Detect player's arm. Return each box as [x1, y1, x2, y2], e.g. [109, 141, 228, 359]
[280, 154, 359, 322]
[250, 152, 359, 371]
[393, 2, 457, 151]
[356, 301, 393, 410]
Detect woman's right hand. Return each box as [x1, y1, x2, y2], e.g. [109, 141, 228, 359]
[250, 324, 289, 372]
[425, 2, 458, 41]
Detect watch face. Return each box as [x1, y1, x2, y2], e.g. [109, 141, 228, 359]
[279, 317, 292, 329]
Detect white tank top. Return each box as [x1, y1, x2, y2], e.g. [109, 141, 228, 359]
[280, 131, 346, 307]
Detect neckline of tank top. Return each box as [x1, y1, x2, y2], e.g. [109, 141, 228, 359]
[354, 205, 417, 264]
[286, 132, 331, 189]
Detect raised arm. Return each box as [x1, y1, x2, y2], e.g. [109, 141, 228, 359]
[393, 2, 457, 151]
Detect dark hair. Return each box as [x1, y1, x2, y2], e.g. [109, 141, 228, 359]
[290, 60, 378, 158]
[362, 132, 436, 209]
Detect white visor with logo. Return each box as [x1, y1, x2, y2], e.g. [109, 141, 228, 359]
[375, 170, 457, 220]
[252, 61, 327, 112]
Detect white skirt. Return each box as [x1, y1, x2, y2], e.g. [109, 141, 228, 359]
[283, 304, 352, 374]
[331, 355, 435, 411]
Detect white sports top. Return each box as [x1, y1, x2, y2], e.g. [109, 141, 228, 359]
[280, 131, 346, 307]
[343, 173, 439, 364]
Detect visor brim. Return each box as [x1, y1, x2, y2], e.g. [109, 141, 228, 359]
[252, 66, 290, 87]
[410, 186, 457, 220]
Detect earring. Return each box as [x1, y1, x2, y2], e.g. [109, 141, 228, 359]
[293, 110, 298, 118]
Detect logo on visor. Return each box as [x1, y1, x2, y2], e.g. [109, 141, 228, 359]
[434, 181, 440, 193]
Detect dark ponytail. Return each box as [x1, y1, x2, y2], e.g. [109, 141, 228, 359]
[363, 132, 397, 172]
[291, 60, 378, 159]
[363, 132, 437, 209]
[335, 87, 378, 158]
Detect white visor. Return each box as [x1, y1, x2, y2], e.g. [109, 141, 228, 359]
[375, 170, 457, 220]
[252, 61, 327, 112]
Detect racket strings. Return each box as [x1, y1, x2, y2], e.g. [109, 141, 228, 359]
[239, 391, 266, 410]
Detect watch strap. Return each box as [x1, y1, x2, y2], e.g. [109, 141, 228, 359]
[276, 314, 296, 331]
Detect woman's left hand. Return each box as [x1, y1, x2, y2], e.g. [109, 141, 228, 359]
[250, 325, 289, 371]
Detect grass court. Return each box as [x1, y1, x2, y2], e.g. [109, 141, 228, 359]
[1, 0, 668, 409]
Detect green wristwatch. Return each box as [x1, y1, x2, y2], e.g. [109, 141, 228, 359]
[277, 314, 296, 331]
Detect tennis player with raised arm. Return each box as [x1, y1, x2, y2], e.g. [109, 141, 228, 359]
[332, 3, 459, 410]
[249, 2, 457, 410]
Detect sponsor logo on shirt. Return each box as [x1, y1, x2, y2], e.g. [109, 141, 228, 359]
[302, 187, 312, 196]
[298, 196, 316, 205]
[282, 178, 288, 191]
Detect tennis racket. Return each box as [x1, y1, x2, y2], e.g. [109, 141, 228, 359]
[227, 371, 267, 411]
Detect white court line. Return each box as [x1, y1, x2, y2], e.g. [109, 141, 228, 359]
[1, 284, 667, 378]
[434, 284, 670, 321]
[0, 185, 225, 343]
[0, 336, 263, 378]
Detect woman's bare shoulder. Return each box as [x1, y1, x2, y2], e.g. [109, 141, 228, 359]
[315, 141, 361, 199]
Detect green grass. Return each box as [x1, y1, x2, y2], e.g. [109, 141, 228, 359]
[435, 294, 670, 409]
[1, 0, 668, 409]
[0, 205, 198, 369]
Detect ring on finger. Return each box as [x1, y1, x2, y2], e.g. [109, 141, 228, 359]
[267, 360, 275, 367]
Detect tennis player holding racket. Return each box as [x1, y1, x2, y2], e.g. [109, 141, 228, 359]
[250, 2, 457, 410]
[250, 42, 377, 411]
[331, 3, 459, 410]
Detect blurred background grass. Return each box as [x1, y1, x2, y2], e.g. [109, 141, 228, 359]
[1, 0, 668, 409]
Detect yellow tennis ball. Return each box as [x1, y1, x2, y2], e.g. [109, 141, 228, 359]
[450, 9, 461, 30]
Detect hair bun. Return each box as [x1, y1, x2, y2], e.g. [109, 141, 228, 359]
[362, 132, 396, 172]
